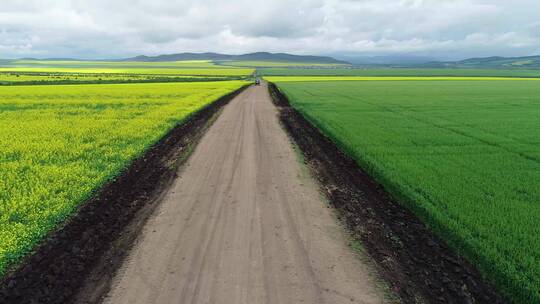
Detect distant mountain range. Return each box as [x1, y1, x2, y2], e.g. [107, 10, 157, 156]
[422, 55, 540, 69]
[121, 52, 349, 64]
[6, 53, 540, 69]
[338, 54, 540, 69]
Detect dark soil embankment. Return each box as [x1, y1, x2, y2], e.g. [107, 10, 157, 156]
[268, 82, 506, 304]
[0, 85, 248, 304]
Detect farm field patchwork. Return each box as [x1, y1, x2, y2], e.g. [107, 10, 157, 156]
[0, 80, 247, 276]
[0, 67, 254, 76]
[7, 60, 226, 69]
[0, 60, 254, 77]
[219, 60, 350, 67]
[0, 72, 231, 85]
[265, 76, 540, 82]
[271, 79, 540, 303]
[260, 67, 540, 77]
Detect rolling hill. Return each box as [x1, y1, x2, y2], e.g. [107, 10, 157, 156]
[122, 52, 349, 65]
[424, 55, 540, 69]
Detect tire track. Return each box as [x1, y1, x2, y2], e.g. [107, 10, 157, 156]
[103, 83, 386, 304]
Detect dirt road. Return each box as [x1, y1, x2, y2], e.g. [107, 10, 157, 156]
[103, 83, 386, 304]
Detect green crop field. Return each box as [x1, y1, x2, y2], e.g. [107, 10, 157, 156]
[0, 80, 247, 276]
[7, 60, 225, 69]
[0, 72, 232, 85]
[260, 67, 540, 78]
[265, 76, 540, 82]
[0, 67, 254, 77]
[271, 79, 540, 303]
[219, 60, 349, 68]
[0, 59, 254, 77]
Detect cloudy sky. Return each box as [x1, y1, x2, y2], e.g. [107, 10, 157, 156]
[1, 0, 540, 60]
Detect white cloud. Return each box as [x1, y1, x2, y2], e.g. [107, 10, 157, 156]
[0, 0, 538, 59]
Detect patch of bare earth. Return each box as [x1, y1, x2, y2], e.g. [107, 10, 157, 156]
[102, 83, 387, 304]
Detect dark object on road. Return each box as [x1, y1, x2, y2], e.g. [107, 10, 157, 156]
[255, 78, 261, 85]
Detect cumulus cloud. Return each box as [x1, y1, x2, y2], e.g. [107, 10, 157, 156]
[0, 0, 539, 59]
